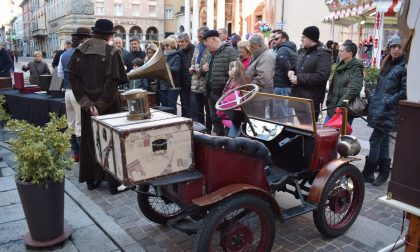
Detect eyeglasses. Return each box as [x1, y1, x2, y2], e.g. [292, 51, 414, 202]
[163, 44, 170, 47]
[274, 37, 281, 41]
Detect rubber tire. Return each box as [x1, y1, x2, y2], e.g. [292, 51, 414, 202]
[137, 184, 183, 225]
[313, 164, 365, 238]
[194, 193, 275, 252]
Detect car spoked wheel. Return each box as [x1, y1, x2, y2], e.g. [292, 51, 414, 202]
[137, 184, 183, 224]
[313, 164, 365, 237]
[194, 193, 275, 252]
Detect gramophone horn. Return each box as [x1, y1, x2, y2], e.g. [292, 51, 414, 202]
[127, 43, 175, 88]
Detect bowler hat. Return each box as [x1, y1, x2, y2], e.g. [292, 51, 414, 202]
[302, 26, 320, 43]
[91, 19, 115, 35]
[71, 27, 92, 38]
[202, 30, 220, 40]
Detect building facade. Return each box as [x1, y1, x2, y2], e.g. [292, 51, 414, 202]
[15, 0, 166, 57]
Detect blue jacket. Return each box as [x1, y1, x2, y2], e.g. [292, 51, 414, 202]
[367, 56, 407, 132]
[60, 47, 76, 89]
[0, 48, 13, 76]
[159, 50, 181, 90]
[273, 41, 298, 88]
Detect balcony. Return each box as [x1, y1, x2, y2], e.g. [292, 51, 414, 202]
[31, 22, 48, 38]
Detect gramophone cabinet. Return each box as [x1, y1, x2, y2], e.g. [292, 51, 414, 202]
[91, 110, 194, 185]
[387, 101, 420, 209]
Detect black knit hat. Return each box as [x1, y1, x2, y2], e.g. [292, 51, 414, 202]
[202, 30, 220, 40]
[302, 26, 320, 42]
[91, 19, 115, 35]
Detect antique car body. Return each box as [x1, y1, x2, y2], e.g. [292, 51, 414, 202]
[96, 88, 365, 251]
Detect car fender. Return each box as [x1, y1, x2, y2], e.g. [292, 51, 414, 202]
[192, 183, 281, 217]
[308, 157, 360, 204]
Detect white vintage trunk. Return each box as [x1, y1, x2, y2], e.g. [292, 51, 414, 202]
[91, 110, 194, 185]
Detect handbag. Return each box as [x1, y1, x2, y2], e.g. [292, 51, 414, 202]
[346, 68, 367, 117]
[348, 95, 367, 117]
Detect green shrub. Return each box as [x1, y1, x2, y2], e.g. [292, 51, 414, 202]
[0, 95, 11, 124]
[8, 113, 73, 185]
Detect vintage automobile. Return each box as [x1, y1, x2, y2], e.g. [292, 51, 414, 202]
[130, 84, 365, 251]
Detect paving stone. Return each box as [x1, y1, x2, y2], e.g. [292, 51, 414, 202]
[0, 203, 24, 224]
[0, 219, 27, 244]
[0, 189, 20, 207]
[0, 167, 15, 176]
[71, 225, 118, 252]
[0, 176, 16, 191]
[122, 242, 145, 252]
[138, 237, 155, 247]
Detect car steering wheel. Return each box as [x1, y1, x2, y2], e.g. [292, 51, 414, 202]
[215, 84, 259, 112]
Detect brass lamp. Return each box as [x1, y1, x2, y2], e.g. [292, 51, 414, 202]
[121, 89, 151, 120]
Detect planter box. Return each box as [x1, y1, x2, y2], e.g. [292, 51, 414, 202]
[92, 109, 194, 185]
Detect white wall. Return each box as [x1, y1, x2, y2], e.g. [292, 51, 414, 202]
[276, 0, 344, 45]
[407, 1, 420, 101]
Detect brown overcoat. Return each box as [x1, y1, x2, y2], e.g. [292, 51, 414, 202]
[68, 38, 128, 184]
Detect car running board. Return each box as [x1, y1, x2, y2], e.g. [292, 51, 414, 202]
[281, 202, 317, 220]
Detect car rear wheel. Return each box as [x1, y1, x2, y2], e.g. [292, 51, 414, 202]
[313, 164, 365, 237]
[137, 184, 183, 224]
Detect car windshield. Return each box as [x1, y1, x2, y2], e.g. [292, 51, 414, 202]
[242, 92, 316, 133]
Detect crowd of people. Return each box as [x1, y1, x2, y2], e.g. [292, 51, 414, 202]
[0, 18, 407, 193]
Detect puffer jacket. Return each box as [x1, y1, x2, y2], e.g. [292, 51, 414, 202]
[191, 43, 209, 93]
[367, 56, 407, 132]
[245, 44, 274, 93]
[206, 43, 238, 95]
[291, 43, 331, 112]
[159, 50, 181, 90]
[273, 41, 298, 88]
[326, 58, 364, 117]
[178, 43, 195, 90]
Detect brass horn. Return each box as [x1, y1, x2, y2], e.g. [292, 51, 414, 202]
[127, 43, 175, 88]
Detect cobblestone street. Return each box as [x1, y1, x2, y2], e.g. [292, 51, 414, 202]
[65, 117, 405, 252]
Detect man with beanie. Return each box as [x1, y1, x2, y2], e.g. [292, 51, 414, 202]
[57, 27, 92, 162]
[202, 29, 238, 135]
[288, 26, 331, 123]
[68, 19, 129, 195]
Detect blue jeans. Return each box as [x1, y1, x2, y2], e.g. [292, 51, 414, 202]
[159, 89, 180, 114]
[368, 128, 390, 164]
[273, 87, 293, 123]
[190, 92, 211, 131]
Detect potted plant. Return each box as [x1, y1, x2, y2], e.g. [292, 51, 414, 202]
[7, 113, 73, 247]
[363, 67, 380, 97]
[0, 95, 13, 141]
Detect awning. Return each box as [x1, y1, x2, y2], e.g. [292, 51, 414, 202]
[322, 0, 403, 25]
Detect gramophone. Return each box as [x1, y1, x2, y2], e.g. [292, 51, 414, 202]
[122, 43, 174, 120]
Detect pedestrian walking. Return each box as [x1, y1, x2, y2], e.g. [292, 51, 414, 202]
[177, 32, 195, 118]
[190, 26, 211, 132]
[68, 19, 129, 194]
[325, 42, 363, 125]
[0, 44, 13, 78]
[22, 51, 51, 85]
[158, 37, 181, 112]
[57, 27, 92, 163]
[361, 35, 407, 186]
[202, 29, 238, 136]
[288, 26, 331, 124]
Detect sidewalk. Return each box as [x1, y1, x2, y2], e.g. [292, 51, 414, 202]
[0, 141, 141, 252]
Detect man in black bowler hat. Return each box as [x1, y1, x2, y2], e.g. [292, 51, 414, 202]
[68, 19, 129, 195]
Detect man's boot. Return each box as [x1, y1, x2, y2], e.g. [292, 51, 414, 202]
[372, 158, 391, 186]
[361, 156, 376, 183]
